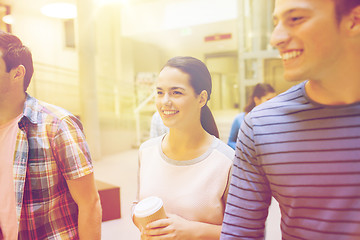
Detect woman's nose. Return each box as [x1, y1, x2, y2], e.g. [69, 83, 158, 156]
[162, 93, 171, 105]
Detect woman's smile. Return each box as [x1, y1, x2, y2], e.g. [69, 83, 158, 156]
[161, 110, 179, 117]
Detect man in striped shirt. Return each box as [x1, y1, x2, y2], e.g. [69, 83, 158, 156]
[0, 31, 102, 239]
[221, 0, 360, 239]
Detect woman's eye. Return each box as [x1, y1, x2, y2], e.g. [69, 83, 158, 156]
[157, 91, 163, 95]
[173, 91, 182, 95]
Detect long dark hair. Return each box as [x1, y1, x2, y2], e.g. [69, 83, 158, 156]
[163, 56, 219, 138]
[244, 83, 275, 113]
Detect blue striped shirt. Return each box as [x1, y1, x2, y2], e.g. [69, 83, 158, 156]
[220, 81, 360, 240]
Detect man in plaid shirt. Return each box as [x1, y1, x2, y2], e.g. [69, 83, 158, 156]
[0, 31, 102, 239]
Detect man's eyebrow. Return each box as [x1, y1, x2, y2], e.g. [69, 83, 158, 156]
[273, 8, 303, 21]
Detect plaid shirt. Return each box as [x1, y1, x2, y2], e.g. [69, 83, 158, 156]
[13, 94, 93, 239]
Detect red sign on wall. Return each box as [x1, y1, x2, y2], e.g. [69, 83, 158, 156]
[204, 33, 232, 42]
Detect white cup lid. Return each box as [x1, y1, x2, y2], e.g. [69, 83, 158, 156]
[134, 196, 163, 218]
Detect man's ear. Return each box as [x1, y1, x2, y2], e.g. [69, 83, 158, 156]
[199, 90, 208, 108]
[344, 6, 360, 36]
[11, 65, 26, 81]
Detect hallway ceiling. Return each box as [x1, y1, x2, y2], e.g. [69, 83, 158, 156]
[119, 0, 238, 54]
[128, 19, 238, 54]
[6, 0, 238, 54]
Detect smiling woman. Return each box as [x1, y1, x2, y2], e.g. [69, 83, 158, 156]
[156, 56, 219, 138]
[132, 56, 234, 240]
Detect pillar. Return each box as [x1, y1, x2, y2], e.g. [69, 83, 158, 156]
[77, 0, 102, 160]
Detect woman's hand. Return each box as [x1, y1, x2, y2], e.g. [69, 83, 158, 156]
[141, 213, 194, 240]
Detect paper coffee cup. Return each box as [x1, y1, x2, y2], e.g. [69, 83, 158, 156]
[134, 196, 166, 228]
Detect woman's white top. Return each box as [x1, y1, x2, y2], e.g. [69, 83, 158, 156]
[138, 135, 234, 225]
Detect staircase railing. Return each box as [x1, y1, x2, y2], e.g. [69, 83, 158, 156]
[133, 91, 156, 147]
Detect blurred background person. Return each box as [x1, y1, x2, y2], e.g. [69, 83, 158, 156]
[227, 83, 276, 149]
[133, 56, 234, 239]
[149, 111, 169, 138]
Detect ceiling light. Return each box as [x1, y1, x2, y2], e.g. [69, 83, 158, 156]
[41, 2, 77, 19]
[95, 0, 129, 4]
[2, 15, 14, 25]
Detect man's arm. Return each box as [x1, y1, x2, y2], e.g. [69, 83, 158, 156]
[67, 173, 102, 240]
[53, 116, 102, 239]
[221, 115, 272, 239]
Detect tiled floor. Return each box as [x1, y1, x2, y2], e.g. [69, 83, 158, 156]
[94, 149, 140, 240]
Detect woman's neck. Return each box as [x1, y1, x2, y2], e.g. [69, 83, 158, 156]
[161, 127, 213, 161]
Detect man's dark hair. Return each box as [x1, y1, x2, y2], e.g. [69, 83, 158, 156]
[0, 31, 33, 91]
[334, 0, 360, 23]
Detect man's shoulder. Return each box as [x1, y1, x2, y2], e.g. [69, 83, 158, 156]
[39, 101, 75, 119]
[250, 81, 306, 116]
[23, 94, 80, 126]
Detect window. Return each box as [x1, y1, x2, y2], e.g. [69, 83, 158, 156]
[64, 19, 75, 48]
